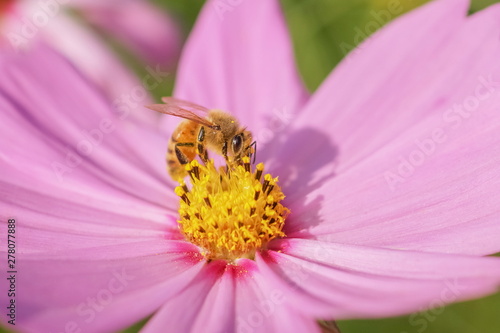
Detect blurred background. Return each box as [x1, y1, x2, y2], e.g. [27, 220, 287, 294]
[1, 0, 499, 332]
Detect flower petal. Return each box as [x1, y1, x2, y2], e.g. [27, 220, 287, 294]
[264, 239, 500, 319]
[2, 1, 163, 119]
[45, 11, 156, 113]
[7, 241, 203, 333]
[284, 4, 500, 255]
[271, 0, 481, 180]
[143, 260, 321, 333]
[0, 45, 182, 251]
[238, 258, 323, 333]
[77, 0, 180, 66]
[0, 44, 176, 204]
[1, 154, 182, 252]
[141, 261, 229, 333]
[172, 0, 308, 137]
[289, 85, 500, 255]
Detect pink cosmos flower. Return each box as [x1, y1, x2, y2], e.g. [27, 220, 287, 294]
[2, 0, 500, 332]
[0, 0, 180, 104]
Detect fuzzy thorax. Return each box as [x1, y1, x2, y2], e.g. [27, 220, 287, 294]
[175, 158, 289, 261]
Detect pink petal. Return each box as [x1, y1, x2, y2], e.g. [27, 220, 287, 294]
[253, 254, 333, 319]
[236, 259, 323, 333]
[284, 0, 472, 175]
[41, 12, 161, 120]
[189, 265, 236, 332]
[143, 260, 321, 333]
[141, 261, 228, 332]
[281, 2, 500, 255]
[289, 85, 500, 255]
[172, 0, 308, 142]
[0, 45, 181, 251]
[1, 2, 164, 120]
[269, 0, 488, 185]
[264, 239, 500, 319]
[77, 0, 181, 66]
[7, 241, 203, 333]
[0, 44, 175, 203]
[1, 154, 182, 252]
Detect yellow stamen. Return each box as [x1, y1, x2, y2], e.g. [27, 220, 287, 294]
[175, 157, 289, 261]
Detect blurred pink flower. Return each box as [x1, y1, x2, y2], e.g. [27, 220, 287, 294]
[0, 0, 180, 103]
[1, 0, 500, 332]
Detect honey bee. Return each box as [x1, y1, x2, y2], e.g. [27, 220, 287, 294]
[147, 97, 256, 181]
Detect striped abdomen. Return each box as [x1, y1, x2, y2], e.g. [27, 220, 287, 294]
[167, 120, 200, 181]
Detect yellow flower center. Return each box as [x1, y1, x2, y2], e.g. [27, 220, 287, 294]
[175, 157, 289, 261]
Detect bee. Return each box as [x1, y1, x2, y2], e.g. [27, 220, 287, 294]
[147, 97, 256, 181]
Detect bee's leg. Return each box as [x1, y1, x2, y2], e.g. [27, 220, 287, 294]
[221, 140, 231, 176]
[222, 140, 229, 163]
[197, 126, 209, 164]
[175, 142, 195, 165]
[196, 143, 208, 164]
[248, 141, 257, 164]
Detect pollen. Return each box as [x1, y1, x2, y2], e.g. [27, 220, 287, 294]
[175, 157, 289, 261]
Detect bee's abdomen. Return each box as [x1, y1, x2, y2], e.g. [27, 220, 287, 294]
[166, 121, 199, 181]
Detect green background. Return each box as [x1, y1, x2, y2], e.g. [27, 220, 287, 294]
[2, 0, 500, 332]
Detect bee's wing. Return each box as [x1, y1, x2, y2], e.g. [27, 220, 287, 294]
[161, 97, 211, 114]
[147, 98, 217, 128]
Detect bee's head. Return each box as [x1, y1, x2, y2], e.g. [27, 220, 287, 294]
[232, 129, 255, 162]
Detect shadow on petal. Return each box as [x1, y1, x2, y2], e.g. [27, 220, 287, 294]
[260, 127, 339, 235]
